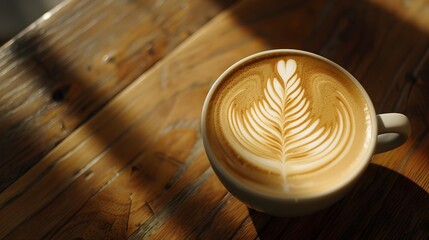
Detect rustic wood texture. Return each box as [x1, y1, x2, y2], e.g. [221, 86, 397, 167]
[1, 0, 429, 239]
[0, 0, 235, 191]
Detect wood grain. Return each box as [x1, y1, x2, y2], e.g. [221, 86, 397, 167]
[0, 0, 236, 191]
[1, 0, 429, 239]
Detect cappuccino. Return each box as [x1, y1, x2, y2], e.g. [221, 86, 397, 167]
[204, 52, 373, 197]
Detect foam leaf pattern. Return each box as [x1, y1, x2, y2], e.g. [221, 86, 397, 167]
[228, 59, 351, 177]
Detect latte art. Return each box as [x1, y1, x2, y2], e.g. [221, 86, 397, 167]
[227, 59, 353, 180]
[205, 52, 372, 196]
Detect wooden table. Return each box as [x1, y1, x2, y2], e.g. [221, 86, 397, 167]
[0, 0, 428, 239]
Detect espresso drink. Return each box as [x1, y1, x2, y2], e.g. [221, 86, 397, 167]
[205, 52, 373, 197]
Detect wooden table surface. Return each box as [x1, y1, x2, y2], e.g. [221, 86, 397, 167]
[0, 0, 428, 239]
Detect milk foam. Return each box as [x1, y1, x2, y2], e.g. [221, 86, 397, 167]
[206, 54, 372, 196]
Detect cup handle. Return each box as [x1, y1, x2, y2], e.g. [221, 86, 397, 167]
[375, 113, 411, 154]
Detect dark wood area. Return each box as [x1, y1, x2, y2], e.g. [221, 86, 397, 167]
[0, 0, 428, 239]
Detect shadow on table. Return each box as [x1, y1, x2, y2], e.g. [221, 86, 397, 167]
[1, 0, 429, 239]
[1, 1, 238, 237]
[0, 0, 240, 238]
[249, 164, 429, 239]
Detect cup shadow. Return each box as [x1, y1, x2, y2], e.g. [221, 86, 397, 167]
[249, 164, 429, 239]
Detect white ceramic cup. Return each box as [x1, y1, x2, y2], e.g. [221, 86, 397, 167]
[201, 49, 411, 217]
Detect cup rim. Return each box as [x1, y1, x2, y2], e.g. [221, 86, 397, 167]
[201, 49, 377, 200]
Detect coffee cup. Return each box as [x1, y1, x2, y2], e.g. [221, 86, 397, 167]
[201, 49, 410, 217]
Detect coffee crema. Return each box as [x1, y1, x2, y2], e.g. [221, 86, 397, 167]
[205, 52, 372, 197]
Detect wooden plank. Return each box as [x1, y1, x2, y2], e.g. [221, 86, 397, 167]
[1, 0, 428, 239]
[195, 194, 249, 239]
[0, 85, 208, 238]
[231, 213, 270, 240]
[0, 0, 237, 191]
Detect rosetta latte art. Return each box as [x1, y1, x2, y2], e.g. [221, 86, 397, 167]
[227, 59, 353, 181]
